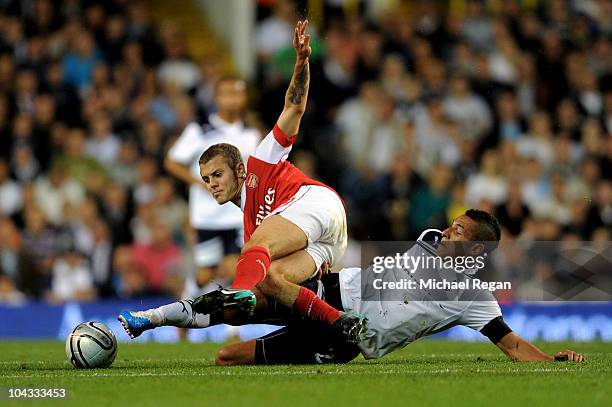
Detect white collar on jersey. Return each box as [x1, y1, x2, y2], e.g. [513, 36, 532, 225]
[240, 181, 246, 212]
[416, 229, 480, 276]
[209, 113, 244, 130]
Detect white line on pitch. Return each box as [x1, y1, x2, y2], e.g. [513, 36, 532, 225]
[3, 367, 603, 379]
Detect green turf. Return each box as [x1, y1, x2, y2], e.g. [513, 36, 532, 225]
[0, 340, 610, 406]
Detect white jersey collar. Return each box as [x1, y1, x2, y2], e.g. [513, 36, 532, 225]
[240, 181, 246, 212]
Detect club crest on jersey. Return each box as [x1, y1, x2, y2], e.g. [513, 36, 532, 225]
[246, 173, 259, 189]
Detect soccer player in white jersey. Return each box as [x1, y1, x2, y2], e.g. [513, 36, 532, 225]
[121, 209, 584, 364]
[120, 20, 367, 343]
[118, 209, 584, 365]
[215, 210, 585, 364]
[165, 76, 260, 295]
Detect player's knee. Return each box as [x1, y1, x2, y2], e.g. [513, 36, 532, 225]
[267, 261, 288, 279]
[258, 268, 285, 296]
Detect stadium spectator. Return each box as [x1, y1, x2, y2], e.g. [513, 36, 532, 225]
[495, 179, 531, 237]
[460, 0, 494, 53]
[516, 111, 555, 169]
[442, 75, 492, 141]
[109, 139, 139, 187]
[465, 149, 508, 207]
[89, 219, 113, 296]
[493, 91, 524, 143]
[101, 182, 132, 246]
[0, 272, 25, 304]
[336, 82, 405, 174]
[130, 221, 183, 295]
[139, 117, 167, 164]
[55, 128, 108, 191]
[255, 0, 297, 63]
[0, 216, 26, 303]
[0, 158, 22, 217]
[133, 156, 158, 205]
[62, 30, 102, 94]
[411, 95, 461, 174]
[112, 245, 149, 299]
[47, 246, 96, 303]
[408, 165, 453, 235]
[157, 22, 200, 93]
[42, 58, 81, 126]
[376, 153, 424, 240]
[85, 111, 121, 166]
[33, 162, 85, 226]
[595, 180, 612, 227]
[195, 56, 222, 116]
[20, 206, 59, 282]
[152, 176, 188, 239]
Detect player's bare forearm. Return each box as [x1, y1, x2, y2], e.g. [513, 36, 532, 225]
[277, 62, 309, 137]
[277, 20, 311, 138]
[495, 332, 585, 362]
[286, 61, 310, 113]
[496, 332, 553, 361]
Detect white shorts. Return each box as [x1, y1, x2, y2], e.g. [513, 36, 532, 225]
[268, 185, 348, 275]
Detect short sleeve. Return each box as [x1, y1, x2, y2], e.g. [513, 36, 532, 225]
[458, 300, 503, 332]
[251, 124, 296, 164]
[167, 122, 206, 164]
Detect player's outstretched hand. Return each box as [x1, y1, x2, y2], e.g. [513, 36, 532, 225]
[554, 350, 585, 362]
[293, 20, 311, 65]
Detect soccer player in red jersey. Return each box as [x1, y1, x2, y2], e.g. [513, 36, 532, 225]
[190, 20, 367, 342]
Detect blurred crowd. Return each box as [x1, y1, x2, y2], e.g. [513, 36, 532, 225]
[255, 0, 611, 242]
[0, 0, 611, 303]
[0, 0, 196, 303]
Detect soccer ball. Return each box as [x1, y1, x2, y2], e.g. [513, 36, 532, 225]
[66, 322, 118, 369]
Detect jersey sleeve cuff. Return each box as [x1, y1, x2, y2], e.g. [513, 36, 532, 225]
[273, 124, 297, 147]
[480, 316, 512, 344]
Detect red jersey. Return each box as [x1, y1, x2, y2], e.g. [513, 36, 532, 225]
[240, 124, 334, 242]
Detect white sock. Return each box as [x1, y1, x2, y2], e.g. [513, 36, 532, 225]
[147, 300, 211, 328]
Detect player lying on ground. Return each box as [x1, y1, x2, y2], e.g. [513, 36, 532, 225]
[119, 210, 585, 364]
[186, 19, 365, 341]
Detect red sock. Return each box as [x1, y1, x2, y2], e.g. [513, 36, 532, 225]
[231, 246, 271, 289]
[293, 287, 341, 324]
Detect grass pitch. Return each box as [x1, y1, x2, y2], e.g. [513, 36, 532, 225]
[0, 340, 610, 406]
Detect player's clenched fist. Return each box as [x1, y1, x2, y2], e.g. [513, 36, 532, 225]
[555, 350, 585, 362]
[293, 20, 311, 65]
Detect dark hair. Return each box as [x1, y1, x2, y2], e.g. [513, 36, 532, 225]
[199, 143, 243, 170]
[464, 209, 501, 252]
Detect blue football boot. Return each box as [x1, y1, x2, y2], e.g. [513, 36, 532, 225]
[117, 310, 155, 339]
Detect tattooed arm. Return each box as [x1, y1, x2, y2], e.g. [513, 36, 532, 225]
[277, 20, 311, 139]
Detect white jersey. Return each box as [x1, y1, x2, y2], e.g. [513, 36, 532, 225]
[338, 230, 502, 359]
[167, 114, 260, 230]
